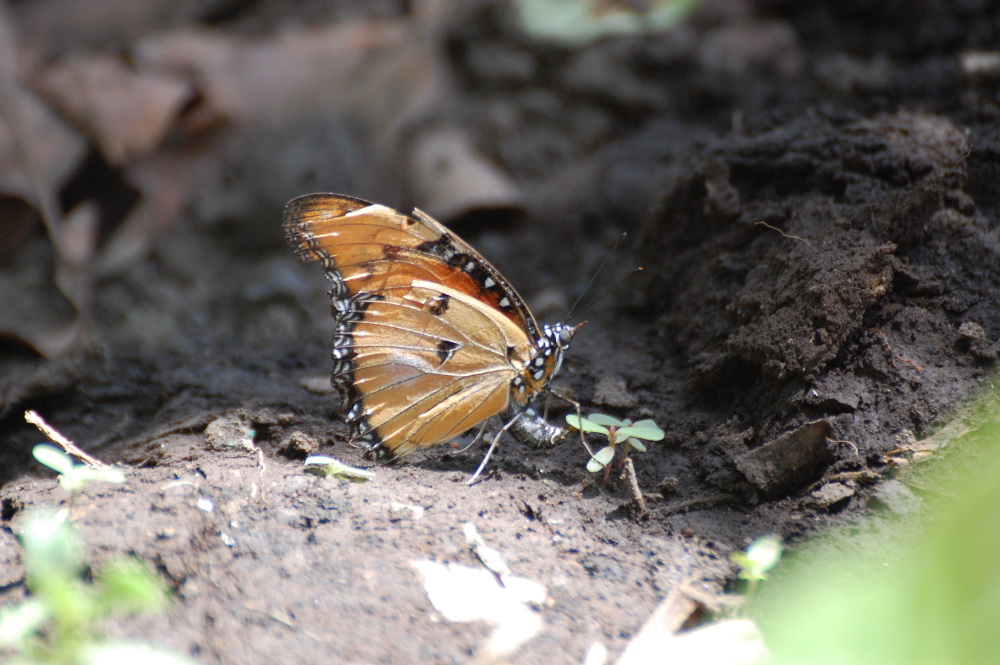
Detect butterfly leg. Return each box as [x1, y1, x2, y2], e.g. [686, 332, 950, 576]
[455, 418, 492, 453]
[468, 410, 526, 486]
[543, 388, 592, 457]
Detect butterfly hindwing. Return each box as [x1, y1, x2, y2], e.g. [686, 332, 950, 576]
[346, 281, 532, 456]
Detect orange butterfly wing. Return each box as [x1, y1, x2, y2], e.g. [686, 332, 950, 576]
[283, 194, 552, 458]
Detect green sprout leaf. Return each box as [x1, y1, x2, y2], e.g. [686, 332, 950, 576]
[0, 598, 49, 650]
[625, 437, 647, 453]
[566, 414, 611, 435]
[33, 444, 125, 496]
[571, 413, 663, 477]
[304, 456, 376, 482]
[59, 467, 126, 494]
[94, 559, 170, 617]
[514, 0, 703, 47]
[586, 446, 616, 473]
[617, 419, 665, 442]
[584, 414, 626, 428]
[731, 535, 783, 584]
[33, 444, 75, 475]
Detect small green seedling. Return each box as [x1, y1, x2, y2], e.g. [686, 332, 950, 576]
[514, 0, 703, 46]
[304, 455, 376, 482]
[566, 414, 664, 484]
[0, 511, 190, 665]
[32, 445, 125, 513]
[730, 535, 783, 597]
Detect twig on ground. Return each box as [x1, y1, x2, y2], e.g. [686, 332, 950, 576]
[25, 409, 110, 468]
[755, 221, 814, 248]
[657, 493, 737, 516]
[621, 458, 648, 519]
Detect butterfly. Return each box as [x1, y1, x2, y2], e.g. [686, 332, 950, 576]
[283, 194, 579, 473]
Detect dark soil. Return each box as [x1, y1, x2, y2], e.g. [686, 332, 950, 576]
[2, 1, 999, 663]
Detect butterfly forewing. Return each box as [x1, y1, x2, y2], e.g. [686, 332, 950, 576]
[285, 194, 539, 338]
[283, 193, 557, 459]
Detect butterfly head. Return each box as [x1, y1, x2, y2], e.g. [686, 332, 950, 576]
[511, 322, 582, 406]
[544, 322, 583, 376]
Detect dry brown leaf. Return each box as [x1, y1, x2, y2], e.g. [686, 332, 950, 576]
[52, 202, 99, 306]
[131, 18, 521, 222]
[34, 53, 194, 165]
[11, 0, 221, 59]
[0, 253, 82, 357]
[131, 22, 408, 126]
[95, 148, 217, 276]
[0, 81, 87, 210]
[407, 128, 523, 222]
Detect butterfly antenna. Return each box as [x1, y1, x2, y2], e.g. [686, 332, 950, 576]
[567, 266, 644, 324]
[565, 231, 628, 321]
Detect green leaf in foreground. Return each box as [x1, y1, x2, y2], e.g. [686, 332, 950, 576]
[33, 445, 76, 476]
[514, 0, 704, 47]
[2, 511, 182, 664]
[33, 444, 125, 497]
[304, 456, 376, 482]
[754, 385, 1000, 665]
[731, 536, 783, 583]
[94, 558, 170, 617]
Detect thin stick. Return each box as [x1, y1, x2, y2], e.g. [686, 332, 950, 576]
[621, 458, 648, 519]
[25, 410, 110, 468]
[755, 220, 814, 248]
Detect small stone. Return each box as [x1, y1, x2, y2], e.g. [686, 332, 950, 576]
[657, 477, 679, 495]
[957, 320, 998, 360]
[869, 480, 920, 515]
[282, 431, 320, 458]
[958, 320, 985, 341]
[808, 482, 855, 511]
[893, 429, 918, 449]
[301, 376, 335, 394]
[734, 420, 832, 495]
[272, 508, 303, 527]
[592, 375, 638, 409]
[204, 413, 252, 450]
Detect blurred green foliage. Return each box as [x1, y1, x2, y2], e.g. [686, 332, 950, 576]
[752, 383, 1000, 665]
[514, 0, 703, 46]
[0, 512, 189, 665]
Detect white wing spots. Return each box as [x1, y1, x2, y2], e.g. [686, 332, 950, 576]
[345, 204, 394, 218]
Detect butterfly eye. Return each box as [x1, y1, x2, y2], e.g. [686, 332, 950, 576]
[556, 325, 574, 348]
